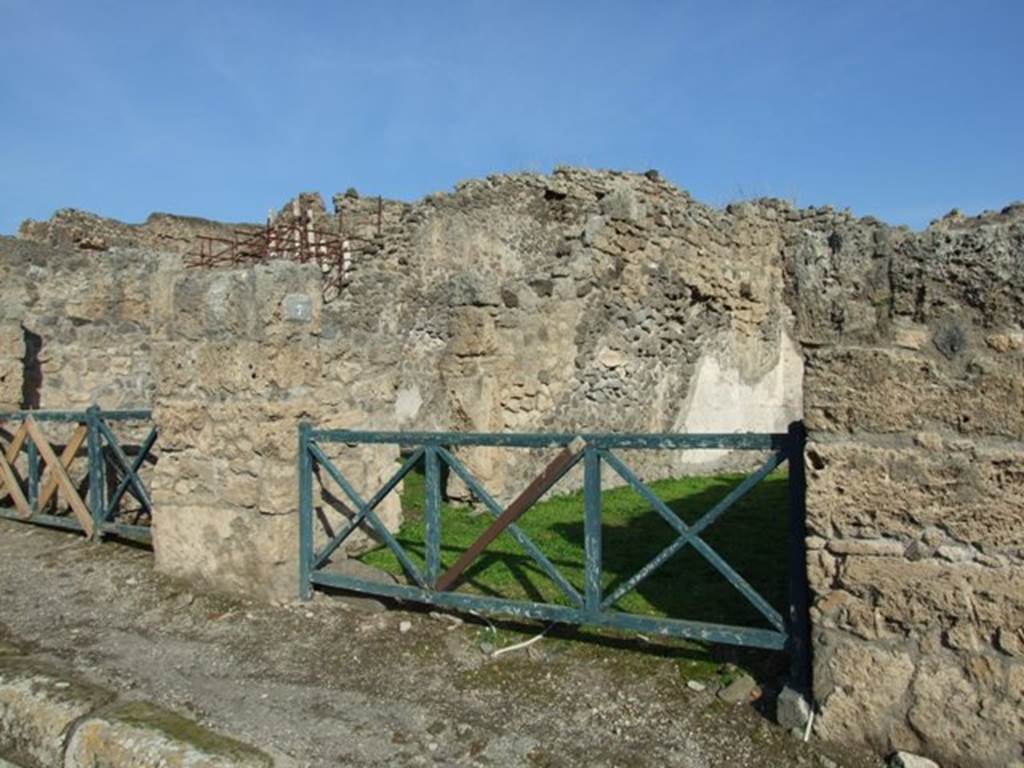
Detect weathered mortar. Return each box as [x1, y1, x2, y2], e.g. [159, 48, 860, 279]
[0, 237, 403, 598]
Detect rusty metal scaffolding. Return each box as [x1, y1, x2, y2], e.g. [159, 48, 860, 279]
[187, 214, 378, 299]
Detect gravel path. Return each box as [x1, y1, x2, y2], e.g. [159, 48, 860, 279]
[0, 520, 880, 767]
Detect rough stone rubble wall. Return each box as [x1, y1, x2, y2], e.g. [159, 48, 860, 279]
[0, 322, 22, 410]
[17, 207, 260, 254]
[0, 238, 162, 411]
[0, 236, 401, 598]
[10, 172, 805, 498]
[332, 169, 803, 497]
[793, 208, 1024, 767]
[147, 261, 402, 597]
[6, 170, 1024, 767]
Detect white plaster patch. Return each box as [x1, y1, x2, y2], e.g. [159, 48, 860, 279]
[394, 386, 423, 422]
[674, 330, 803, 466]
[206, 278, 230, 318]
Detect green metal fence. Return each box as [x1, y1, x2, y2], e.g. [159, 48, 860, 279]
[298, 424, 810, 677]
[0, 407, 158, 543]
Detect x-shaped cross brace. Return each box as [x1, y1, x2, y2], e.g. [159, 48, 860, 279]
[309, 443, 428, 588]
[0, 418, 94, 536]
[600, 449, 786, 631]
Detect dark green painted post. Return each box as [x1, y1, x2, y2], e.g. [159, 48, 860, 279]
[26, 438, 39, 514]
[298, 422, 314, 600]
[424, 445, 442, 587]
[785, 421, 812, 696]
[86, 407, 104, 539]
[583, 444, 602, 617]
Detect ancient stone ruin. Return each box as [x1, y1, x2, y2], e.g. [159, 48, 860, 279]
[2, 168, 1021, 767]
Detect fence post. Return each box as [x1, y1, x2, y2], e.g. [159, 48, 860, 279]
[785, 421, 811, 698]
[298, 422, 314, 600]
[583, 444, 602, 617]
[424, 445, 442, 587]
[26, 438, 39, 514]
[86, 407, 104, 540]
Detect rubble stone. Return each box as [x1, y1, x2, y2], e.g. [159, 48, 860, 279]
[65, 702, 272, 768]
[0, 658, 113, 768]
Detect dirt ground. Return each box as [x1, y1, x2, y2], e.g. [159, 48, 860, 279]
[0, 520, 882, 768]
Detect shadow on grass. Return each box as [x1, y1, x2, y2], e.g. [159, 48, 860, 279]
[357, 458, 791, 635]
[552, 474, 790, 629]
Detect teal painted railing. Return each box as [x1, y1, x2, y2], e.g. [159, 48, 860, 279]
[298, 424, 811, 688]
[0, 407, 158, 544]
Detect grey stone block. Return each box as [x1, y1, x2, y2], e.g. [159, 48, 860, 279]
[0, 658, 113, 768]
[65, 701, 272, 768]
[776, 686, 811, 730]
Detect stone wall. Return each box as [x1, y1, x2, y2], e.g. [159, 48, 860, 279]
[3, 169, 808, 592]
[146, 260, 402, 598]
[329, 169, 804, 498]
[6, 171, 1024, 766]
[793, 207, 1024, 767]
[0, 322, 23, 410]
[11, 171, 805, 499]
[0, 238, 399, 598]
[17, 208, 259, 254]
[0, 238, 163, 410]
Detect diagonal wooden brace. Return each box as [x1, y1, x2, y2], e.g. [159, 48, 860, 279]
[435, 437, 586, 592]
[0, 422, 31, 516]
[36, 425, 87, 513]
[0, 422, 29, 500]
[24, 418, 94, 537]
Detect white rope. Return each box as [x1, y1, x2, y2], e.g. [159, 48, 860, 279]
[490, 623, 554, 658]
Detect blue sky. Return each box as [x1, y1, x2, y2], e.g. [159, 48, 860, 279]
[1, 0, 1021, 233]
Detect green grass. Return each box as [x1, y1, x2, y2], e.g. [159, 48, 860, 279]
[360, 460, 790, 631]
